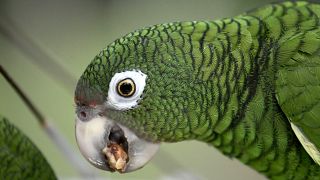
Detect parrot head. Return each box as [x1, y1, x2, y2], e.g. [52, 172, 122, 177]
[75, 24, 200, 173]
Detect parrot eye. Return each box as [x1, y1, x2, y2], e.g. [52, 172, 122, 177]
[107, 70, 147, 110]
[117, 78, 136, 97]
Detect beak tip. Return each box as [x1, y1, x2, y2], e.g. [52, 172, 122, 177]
[75, 115, 160, 173]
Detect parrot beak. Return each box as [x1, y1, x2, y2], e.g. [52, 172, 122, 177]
[75, 115, 160, 173]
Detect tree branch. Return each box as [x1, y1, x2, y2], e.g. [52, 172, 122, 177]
[0, 65, 97, 179]
[0, 65, 45, 125]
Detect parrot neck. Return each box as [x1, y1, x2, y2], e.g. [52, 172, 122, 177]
[189, 13, 320, 178]
[196, 75, 320, 178]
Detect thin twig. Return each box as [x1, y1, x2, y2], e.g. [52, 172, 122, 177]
[0, 65, 45, 125]
[0, 65, 96, 179]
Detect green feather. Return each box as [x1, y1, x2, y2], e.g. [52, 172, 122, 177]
[0, 116, 56, 179]
[77, 1, 320, 179]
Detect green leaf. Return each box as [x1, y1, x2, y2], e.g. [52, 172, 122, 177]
[0, 116, 57, 179]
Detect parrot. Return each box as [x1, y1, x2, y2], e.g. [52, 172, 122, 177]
[74, 1, 320, 179]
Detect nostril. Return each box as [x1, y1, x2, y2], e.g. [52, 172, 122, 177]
[80, 111, 87, 118]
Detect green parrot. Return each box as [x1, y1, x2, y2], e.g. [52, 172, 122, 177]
[74, 1, 320, 179]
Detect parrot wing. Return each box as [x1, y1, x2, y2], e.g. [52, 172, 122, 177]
[275, 27, 320, 165]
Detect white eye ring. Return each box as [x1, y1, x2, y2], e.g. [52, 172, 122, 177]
[107, 70, 147, 110]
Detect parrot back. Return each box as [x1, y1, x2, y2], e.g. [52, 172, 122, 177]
[270, 2, 320, 165]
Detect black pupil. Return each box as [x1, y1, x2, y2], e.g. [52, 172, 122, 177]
[120, 82, 132, 95]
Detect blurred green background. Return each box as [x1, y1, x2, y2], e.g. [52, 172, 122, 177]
[0, 0, 275, 179]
